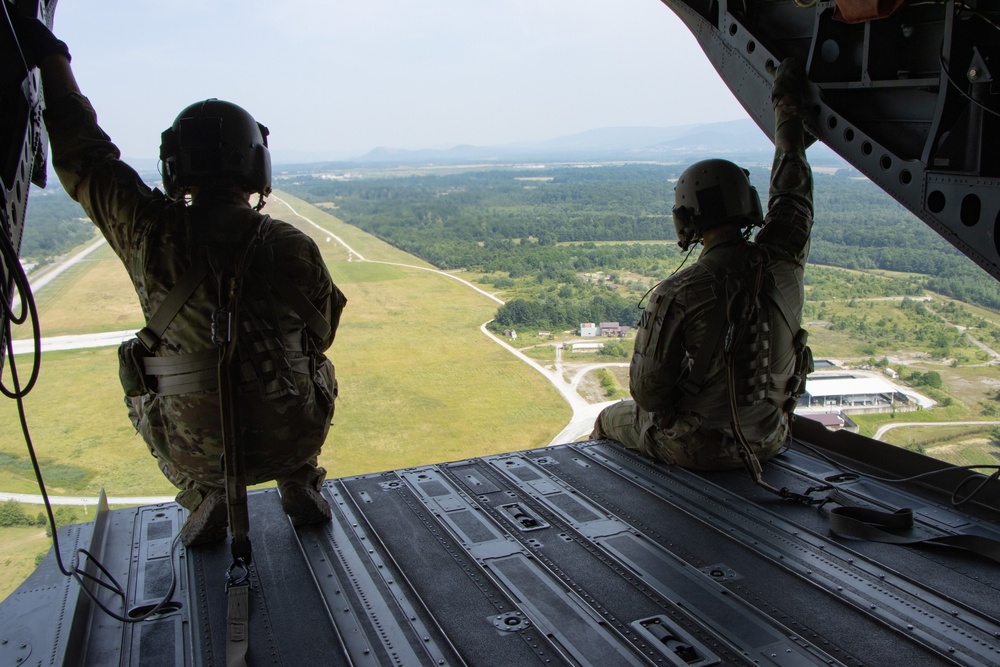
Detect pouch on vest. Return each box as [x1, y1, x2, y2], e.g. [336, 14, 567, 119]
[118, 338, 154, 397]
[783, 329, 814, 410]
[630, 280, 682, 416]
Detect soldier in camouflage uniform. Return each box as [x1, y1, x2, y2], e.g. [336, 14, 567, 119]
[592, 60, 813, 471]
[22, 22, 345, 545]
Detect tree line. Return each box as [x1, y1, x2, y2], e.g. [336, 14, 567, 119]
[278, 164, 1000, 330]
[19, 190, 96, 261]
[19, 164, 1000, 331]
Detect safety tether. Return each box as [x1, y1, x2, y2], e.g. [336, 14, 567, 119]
[722, 247, 828, 505]
[216, 217, 274, 667]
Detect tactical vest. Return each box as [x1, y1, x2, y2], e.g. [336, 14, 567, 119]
[631, 244, 812, 438]
[118, 215, 335, 401]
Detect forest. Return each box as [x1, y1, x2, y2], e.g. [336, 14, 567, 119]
[21, 162, 1000, 331]
[18, 188, 95, 260]
[277, 164, 1000, 330]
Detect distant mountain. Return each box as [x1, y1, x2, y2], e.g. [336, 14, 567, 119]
[288, 118, 844, 168]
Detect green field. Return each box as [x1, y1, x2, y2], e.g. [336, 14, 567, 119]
[1, 192, 569, 498]
[880, 424, 1000, 467]
[0, 525, 52, 602]
[14, 243, 143, 338]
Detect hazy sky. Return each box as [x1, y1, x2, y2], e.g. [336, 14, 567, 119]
[49, 0, 748, 161]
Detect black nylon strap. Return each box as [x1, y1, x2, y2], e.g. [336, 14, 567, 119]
[828, 502, 1000, 564]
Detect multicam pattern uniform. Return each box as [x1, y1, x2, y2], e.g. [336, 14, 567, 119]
[45, 94, 344, 509]
[593, 103, 813, 470]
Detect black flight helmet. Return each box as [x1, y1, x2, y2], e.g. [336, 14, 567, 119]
[672, 159, 763, 251]
[160, 99, 271, 200]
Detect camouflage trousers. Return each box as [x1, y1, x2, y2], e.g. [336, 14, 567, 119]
[126, 358, 336, 511]
[591, 400, 787, 471]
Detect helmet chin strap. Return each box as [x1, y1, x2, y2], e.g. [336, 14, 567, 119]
[253, 193, 266, 212]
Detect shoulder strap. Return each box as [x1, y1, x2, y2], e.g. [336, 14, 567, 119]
[260, 266, 332, 342]
[136, 251, 209, 351]
[250, 214, 333, 343]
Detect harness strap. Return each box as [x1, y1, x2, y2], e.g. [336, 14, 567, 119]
[219, 278, 253, 555]
[763, 276, 799, 334]
[154, 373, 217, 396]
[259, 264, 332, 343]
[143, 347, 219, 374]
[639, 412, 659, 452]
[136, 253, 209, 352]
[217, 216, 271, 667]
[220, 275, 253, 667]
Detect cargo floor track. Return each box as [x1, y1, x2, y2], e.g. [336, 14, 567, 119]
[3, 418, 1000, 666]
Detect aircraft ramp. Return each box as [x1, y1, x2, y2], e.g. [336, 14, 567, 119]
[3, 420, 1000, 666]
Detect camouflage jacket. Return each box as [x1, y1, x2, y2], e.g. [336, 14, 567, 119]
[629, 105, 813, 443]
[45, 93, 345, 485]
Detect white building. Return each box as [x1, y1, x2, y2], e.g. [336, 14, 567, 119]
[797, 373, 934, 415]
[579, 323, 598, 338]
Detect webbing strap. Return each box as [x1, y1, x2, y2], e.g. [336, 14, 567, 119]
[260, 266, 332, 342]
[827, 501, 1000, 563]
[226, 582, 250, 667]
[218, 220, 263, 667]
[143, 348, 218, 375]
[763, 276, 799, 335]
[143, 348, 219, 396]
[136, 253, 209, 352]
[220, 315, 252, 549]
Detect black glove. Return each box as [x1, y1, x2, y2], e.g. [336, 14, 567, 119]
[9, 13, 71, 68]
[771, 57, 806, 106]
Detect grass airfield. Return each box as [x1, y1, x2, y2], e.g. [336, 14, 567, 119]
[0, 192, 569, 499]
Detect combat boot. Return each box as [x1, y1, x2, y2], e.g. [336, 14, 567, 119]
[279, 473, 332, 527]
[180, 489, 229, 547]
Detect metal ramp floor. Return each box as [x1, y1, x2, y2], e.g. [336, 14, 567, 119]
[3, 419, 1000, 666]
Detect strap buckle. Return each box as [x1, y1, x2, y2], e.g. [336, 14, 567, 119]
[212, 307, 232, 346]
[226, 537, 253, 591]
[226, 555, 252, 592]
[778, 484, 834, 506]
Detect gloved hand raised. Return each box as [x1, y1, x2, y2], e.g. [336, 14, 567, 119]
[9, 13, 71, 69]
[771, 57, 807, 106]
[770, 57, 817, 149]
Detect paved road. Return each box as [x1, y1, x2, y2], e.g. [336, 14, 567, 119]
[11, 329, 135, 355]
[12, 237, 108, 312]
[0, 491, 173, 506]
[6, 196, 623, 505]
[873, 420, 1000, 441]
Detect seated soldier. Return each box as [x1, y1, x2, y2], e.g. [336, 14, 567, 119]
[593, 60, 814, 473]
[18, 18, 346, 546]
